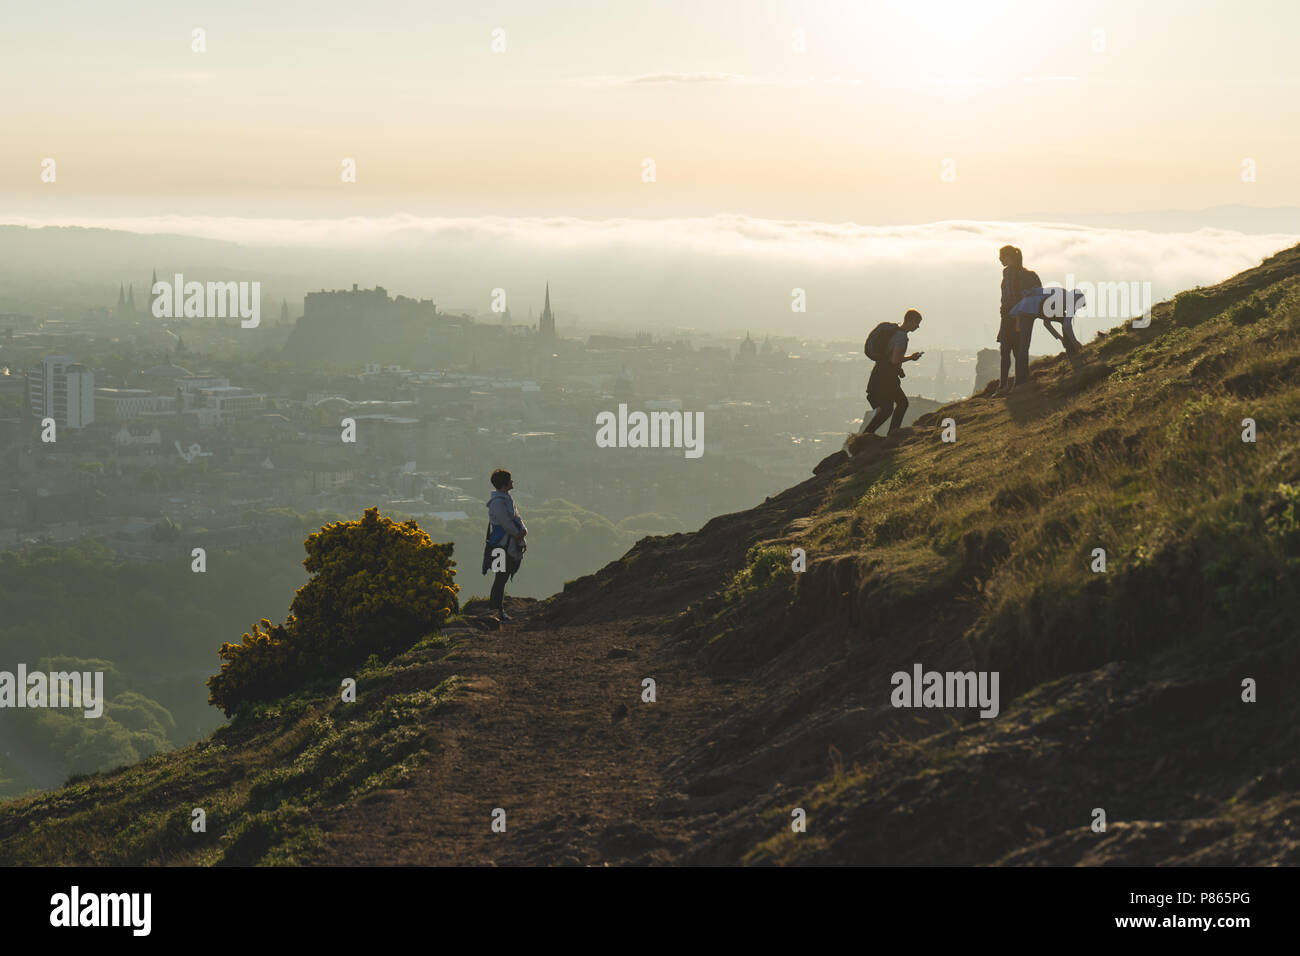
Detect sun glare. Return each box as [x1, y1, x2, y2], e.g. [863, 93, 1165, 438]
[841, 0, 1035, 87]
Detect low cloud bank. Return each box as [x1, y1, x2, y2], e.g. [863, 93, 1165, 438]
[6, 213, 1294, 348]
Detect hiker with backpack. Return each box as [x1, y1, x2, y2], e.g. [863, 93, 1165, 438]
[845, 309, 924, 451]
[997, 245, 1041, 394]
[482, 468, 527, 621]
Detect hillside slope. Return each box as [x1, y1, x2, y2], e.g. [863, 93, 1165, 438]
[3, 245, 1298, 865]
[538, 243, 1300, 864]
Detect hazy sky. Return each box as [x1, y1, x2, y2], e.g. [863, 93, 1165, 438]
[4, 0, 1299, 221]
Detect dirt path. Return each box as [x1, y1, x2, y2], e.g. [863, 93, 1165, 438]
[318, 602, 741, 865]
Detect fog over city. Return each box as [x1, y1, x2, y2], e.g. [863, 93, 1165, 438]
[3, 214, 1294, 346]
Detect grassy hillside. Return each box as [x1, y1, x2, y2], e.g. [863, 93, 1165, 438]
[0, 518, 345, 801]
[542, 243, 1300, 864]
[3, 244, 1298, 865]
[0, 630, 465, 865]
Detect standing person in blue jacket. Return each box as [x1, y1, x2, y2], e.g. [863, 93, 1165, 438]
[996, 245, 1041, 395]
[482, 468, 527, 621]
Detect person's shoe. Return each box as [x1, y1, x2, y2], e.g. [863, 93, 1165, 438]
[842, 434, 855, 458]
[993, 386, 1010, 397]
[499, 609, 514, 622]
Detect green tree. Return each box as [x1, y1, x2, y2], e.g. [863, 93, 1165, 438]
[206, 508, 458, 716]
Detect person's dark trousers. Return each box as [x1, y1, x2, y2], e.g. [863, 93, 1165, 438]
[1014, 315, 1035, 387]
[999, 338, 1016, 389]
[489, 570, 508, 610]
[866, 378, 909, 434]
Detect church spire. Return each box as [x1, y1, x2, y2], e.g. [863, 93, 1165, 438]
[539, 282, 555, 339]
[739, 331, 757, 360]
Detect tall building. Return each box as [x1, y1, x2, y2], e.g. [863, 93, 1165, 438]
[934, 350, 947, 400]
[29, 355, 95, 428]
[539, 283, 555, 340]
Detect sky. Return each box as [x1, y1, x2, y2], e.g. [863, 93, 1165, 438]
[3, 0, 1299, 221]
[1, 1, 1297, 346]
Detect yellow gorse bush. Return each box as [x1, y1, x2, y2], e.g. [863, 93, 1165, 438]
[207, 508, 458, 716]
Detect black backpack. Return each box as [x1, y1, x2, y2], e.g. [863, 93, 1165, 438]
[1020, 269, 1043, 316]
[864, 322, 899, 362]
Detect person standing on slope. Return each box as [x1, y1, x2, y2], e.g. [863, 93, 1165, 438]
[845, 308, 924, 454]
[996, 244, 1041, 394]
[482, 468, 527, 621]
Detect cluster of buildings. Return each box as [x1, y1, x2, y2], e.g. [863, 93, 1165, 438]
[28, 359, 269, 437]
[0, 279, 986, 558]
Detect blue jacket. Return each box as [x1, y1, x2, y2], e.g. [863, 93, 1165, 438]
[1011, 286, 1086, 320]
[482, 490, 527, 575]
